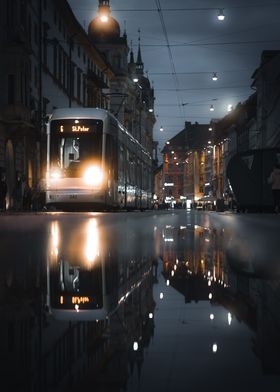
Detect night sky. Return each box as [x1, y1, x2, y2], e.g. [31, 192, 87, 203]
[68, 0, 280, 152]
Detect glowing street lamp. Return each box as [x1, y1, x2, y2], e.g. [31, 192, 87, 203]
[212, 72, 218, 81]
[217, 9, 225, 21]
[160, 126, 164, 132]
[98, 0, 110, 23]
[210, 105, 214, 112]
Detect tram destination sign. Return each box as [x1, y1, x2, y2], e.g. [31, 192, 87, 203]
[51, 119, 102, 134]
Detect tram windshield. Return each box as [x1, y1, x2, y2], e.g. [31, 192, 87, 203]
[50, 119, 103, 176]
[50, 259, 103, 310]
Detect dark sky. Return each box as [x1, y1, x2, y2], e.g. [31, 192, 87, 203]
[68, 0, 280, 152]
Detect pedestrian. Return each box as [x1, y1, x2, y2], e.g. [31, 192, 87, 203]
[13, 174, 23, 211]
[22, 178, 32, 210]
[268, 163, 280, 213]
[0, 173, 7, 211]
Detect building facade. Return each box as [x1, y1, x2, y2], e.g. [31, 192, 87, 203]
[0, 0, 156, 210]
[0, 0, 114, 209]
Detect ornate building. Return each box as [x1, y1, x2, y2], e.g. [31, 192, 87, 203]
[88, 0, 156, 156]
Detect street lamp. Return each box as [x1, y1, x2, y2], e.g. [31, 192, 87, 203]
[212, 72, 218, 81]
[210, 105, 214, 112]
[98, 0, 111, 23]
[217, 9, 225, 21]
[160, 126, 164, 132]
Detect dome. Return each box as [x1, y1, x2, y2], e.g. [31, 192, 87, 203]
[88, 16, 120, 43]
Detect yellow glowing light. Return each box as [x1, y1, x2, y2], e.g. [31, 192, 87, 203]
[84, 165, 103, 186]
[100, 14, 109, 22]
[72, 296, 90, 304]
[50, 170, 61, 179]
[60, 296, 64, 304]
[85, 219, 99, 263]
[51, 221, 59, 256]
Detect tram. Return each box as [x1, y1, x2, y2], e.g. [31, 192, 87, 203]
[46, 107, 153, 210]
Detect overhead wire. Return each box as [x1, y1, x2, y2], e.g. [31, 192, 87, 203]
[154, 0, 185, 119]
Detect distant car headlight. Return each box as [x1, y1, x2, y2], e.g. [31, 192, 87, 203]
[83, 166, 103, 186]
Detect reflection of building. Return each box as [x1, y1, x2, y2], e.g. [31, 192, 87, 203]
[160, 224, 229, 303]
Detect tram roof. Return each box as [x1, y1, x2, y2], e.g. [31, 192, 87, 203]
[49, 107, 110, 121]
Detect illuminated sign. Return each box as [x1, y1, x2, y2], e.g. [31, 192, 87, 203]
[72, 125, 89, 132]
[71, 296, 90, 304]
[51, 119, 102, 134]
[59, 125, 89, 133]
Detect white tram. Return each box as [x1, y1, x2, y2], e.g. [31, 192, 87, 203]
[46, 108, 153, 210]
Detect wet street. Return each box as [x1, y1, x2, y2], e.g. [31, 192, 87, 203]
[1, 209, 280, 392]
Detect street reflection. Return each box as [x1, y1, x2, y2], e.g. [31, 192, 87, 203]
[0, 213, 280, 391]
[158, 222, 280, 378]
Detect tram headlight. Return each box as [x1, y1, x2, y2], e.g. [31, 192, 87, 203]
[83, 166, 103, 186]
[50, 169, 62, 179]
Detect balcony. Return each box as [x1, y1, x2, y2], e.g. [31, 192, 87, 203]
[0, 104, 32, 125]
[87, 70, 108, 89]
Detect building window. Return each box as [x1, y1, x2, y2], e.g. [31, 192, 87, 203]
[8, 74, 15, 104]
[34, 22, 38, 45]
[77, 69, 81, 101]
[34, 66, 38, 88]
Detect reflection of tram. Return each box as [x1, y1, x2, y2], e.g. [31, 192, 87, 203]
[46, 220, 152, 321]
[46, 108, 152, 210]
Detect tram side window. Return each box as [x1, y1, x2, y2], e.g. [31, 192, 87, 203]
[118, 145, 125, 183]
[105, 134, 118, 181]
